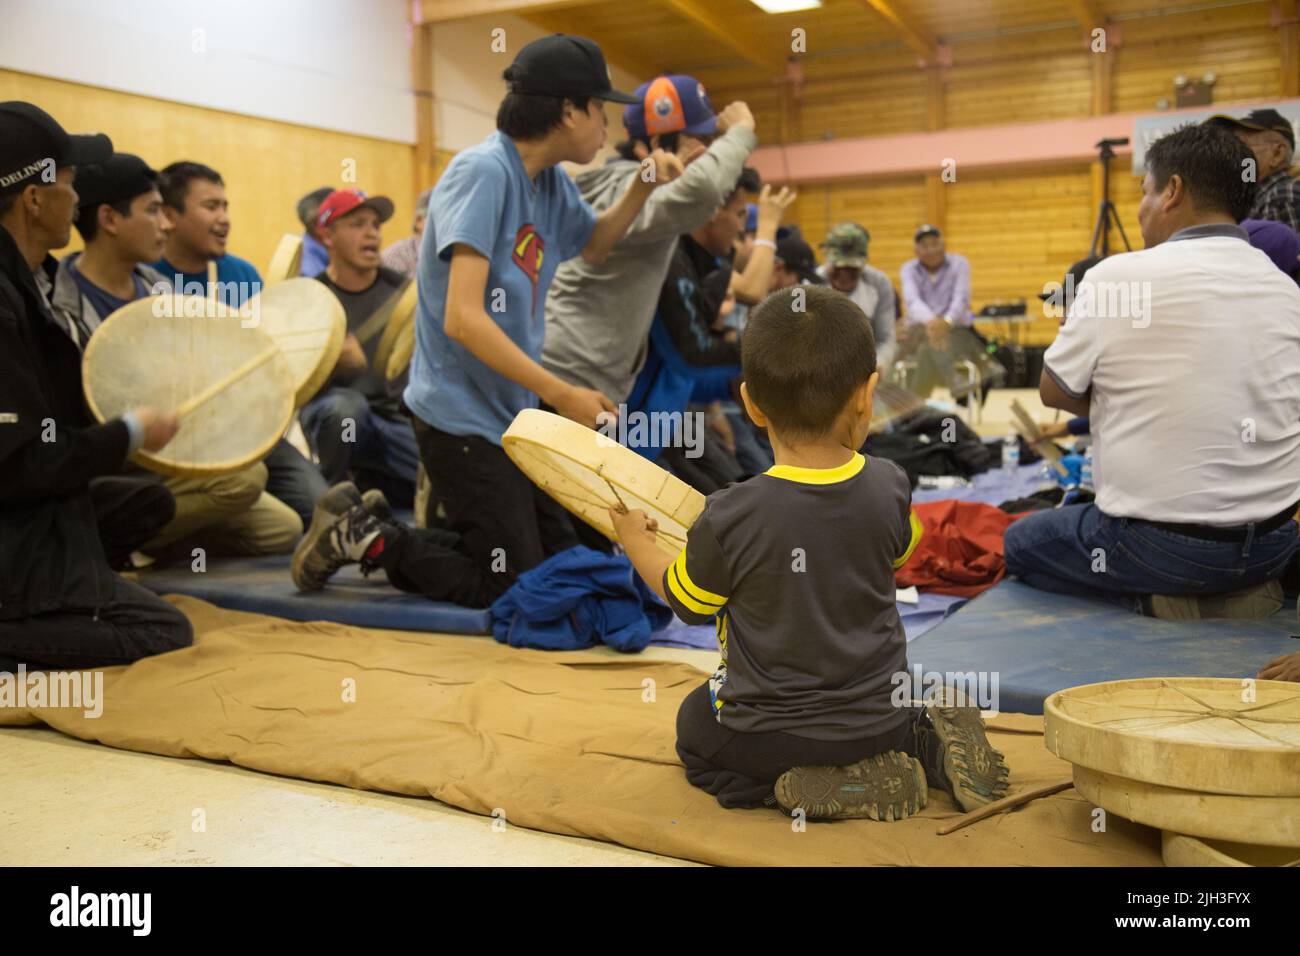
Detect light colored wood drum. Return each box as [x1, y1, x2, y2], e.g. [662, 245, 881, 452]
[372, 278, 418, 379]
[1044, 677, 1300, 797]
[265, 233, 304, 284]
[1073, 765, 1300, 847]
[82, 294, 295, 478]
[245, 277, 346, 407]
[1161, 831, 1300, 867]
[502, 408, 705, 558]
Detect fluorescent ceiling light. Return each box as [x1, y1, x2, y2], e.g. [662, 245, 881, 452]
[750, 0, 823, 13]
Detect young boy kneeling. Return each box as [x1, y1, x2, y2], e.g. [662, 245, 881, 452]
[612, 286, 1010, 820]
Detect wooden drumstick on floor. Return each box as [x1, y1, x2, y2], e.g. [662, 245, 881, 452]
[176, 345, 279, 418]
[936, 779, 1074, 835]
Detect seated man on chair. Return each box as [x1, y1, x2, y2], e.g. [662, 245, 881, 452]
[1005, 123, 1300, 618]
[302, 187, 420, 506]
[895, 225, 994, 399]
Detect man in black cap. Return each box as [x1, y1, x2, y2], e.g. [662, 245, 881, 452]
[293, 34, 685, 606]
[1206, 108, 1298, 230]
[0, 102, 192, 671]
[769, 234, 824, 291]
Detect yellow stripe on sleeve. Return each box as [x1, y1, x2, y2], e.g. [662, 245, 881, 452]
[893, 509, 924, 570]
[666, 550, 728, 617]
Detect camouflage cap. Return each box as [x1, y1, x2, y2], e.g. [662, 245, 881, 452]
[822, 221, 869, 269]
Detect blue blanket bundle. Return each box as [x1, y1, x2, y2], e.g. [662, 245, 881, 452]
[489, 546, 674, 652]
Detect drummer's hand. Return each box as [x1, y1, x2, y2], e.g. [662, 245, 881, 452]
[609, 507, 658, 546]
[926, 317, 950, 350]
[1036, 420, 1070, 441]
[554, 383, 617, 429]
[134, 407, 179, 451]
[1258, 650, 1300, 683]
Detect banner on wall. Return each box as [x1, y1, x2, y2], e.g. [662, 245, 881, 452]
[1131, 99, 1300, 175]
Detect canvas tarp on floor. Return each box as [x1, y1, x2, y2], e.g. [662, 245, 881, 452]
[0, 597, 1160, 866]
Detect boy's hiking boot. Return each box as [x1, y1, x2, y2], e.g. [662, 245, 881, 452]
[775, 751, 928, 821]
[292, 484, 385, 592]
[915, 691, 1011, 811]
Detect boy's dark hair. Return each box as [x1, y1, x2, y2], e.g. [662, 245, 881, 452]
[614, 132, 681, 161]
[1145, 123, 1256, 222]
[0, 192, 17, 221]
[737, 166, 761, 194]
[743, 285, 876, 441]
[496, 66, 591, 140]
[158, 161, 223, 212]
[74, 195, 136, 242]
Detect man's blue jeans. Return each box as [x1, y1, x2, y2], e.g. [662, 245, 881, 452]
[1004, 504, 1299, 613]
[299, 387, 419, 501]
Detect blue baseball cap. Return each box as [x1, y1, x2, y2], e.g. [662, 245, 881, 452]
[624, 75, 717, 140]
[744, 203, 792, 240]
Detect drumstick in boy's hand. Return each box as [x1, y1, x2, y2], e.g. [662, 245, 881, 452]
[610, 507, 670, 604]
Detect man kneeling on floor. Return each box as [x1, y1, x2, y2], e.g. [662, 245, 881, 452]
[610, 286, 1010, 819]
[1005, 122, 1300, 618]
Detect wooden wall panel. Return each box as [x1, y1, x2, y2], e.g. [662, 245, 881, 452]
[0, 70, 418, 274]
[945, 54, 1093, 129]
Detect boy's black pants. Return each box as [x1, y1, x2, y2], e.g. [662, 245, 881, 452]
[675, 680, 930, 809]
[371, 417, 579, 609]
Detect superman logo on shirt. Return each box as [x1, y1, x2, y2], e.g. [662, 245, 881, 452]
[512, 224, 545, 319]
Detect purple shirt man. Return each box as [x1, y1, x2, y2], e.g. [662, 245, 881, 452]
[900, 224, 972, 326]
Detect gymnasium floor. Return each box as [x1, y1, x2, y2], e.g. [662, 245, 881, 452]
[0, 388, 1051, 867]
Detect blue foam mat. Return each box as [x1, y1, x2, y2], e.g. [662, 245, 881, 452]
[138, 554, 492, 635]
[905, 579, 1300, 715]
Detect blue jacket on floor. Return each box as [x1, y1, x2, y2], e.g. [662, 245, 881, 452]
[490, 546, 673, 652]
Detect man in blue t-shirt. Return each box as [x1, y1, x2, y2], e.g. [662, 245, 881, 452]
[293, 33, 685, 607]
[151, 160, 329, 529]
[153, 161, 262, 308]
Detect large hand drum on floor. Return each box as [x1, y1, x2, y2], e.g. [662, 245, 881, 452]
[1045, 677, 1300, 846]
[503, 408, 705, 558]
[82, 294, 295, 478]
[245, 277, 346, 406]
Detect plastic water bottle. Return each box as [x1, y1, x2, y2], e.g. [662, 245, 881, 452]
[1002, 432, 1020, 474]
[1080, 445, 1094, 491]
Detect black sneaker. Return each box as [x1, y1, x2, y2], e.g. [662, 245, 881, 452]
[292, 501, 384, 592]
[315, 481, 363, 517]
[775, 751, 928, 822]
[920, 693, 1010, 811]
[361, 488, 392, 523]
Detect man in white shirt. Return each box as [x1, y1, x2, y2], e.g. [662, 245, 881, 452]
[1005, 122, 1300, 618]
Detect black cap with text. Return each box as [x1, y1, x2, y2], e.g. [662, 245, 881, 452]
[0, 101, 112, 198]
[507, 34, 638, 105]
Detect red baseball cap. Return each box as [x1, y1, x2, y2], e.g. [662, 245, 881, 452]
[317, 188, 394, 228]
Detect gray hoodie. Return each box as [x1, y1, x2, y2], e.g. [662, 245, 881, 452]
[541, 125, 757, 403]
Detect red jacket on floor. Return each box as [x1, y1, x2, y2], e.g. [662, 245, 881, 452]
[896, 500, 1024, 598]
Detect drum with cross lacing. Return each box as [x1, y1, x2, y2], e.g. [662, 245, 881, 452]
[82, 293, 295, 478]
[502, 408, 704, 558]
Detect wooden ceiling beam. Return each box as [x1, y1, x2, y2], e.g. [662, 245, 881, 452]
[520, 10, 661, 78]
[857, 0, 938, 64]
[659, 0, 789, 75]
[416, 0, 597, 23]
[1063, 0, 1106, 39]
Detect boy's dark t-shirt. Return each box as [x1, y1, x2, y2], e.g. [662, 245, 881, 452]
[315, 266, 408, 411]
[662, 452, 922, 742]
